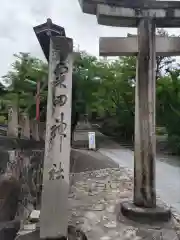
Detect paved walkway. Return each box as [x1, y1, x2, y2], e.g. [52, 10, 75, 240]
[73, 128, 180, 213]
[96, 135, 180, 214]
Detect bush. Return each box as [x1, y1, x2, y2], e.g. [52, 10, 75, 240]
[100, 116, 134, 141]
[101, 117, 120, 137]
[156, 127, 167, 136]
[0, 116, 6, 124]
[167, 134, 180, 155]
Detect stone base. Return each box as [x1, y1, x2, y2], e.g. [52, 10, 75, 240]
[121, 201, 171, 223]
[16, 225, 87, 240]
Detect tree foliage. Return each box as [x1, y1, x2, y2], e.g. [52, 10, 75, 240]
[2, 28, 180, 154]
[157, 69, 180, 153]
[1, 52, 48, 120]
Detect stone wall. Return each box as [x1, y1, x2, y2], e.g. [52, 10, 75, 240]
[0, 148, 44, 219]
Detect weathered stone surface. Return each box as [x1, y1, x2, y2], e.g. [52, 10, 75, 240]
[121, 200, 171, 223]
[40, 35, 73, 239]
[0, 136, 44, 150]
[0, 220, 20, 240]
[16, 226, 87, 240]
[68, 168, 180, 240]
[30, 120, 39, 141]
[133, 18, 156, 208]
[17, 157, 180, 240]
[0, 175, 21, 222]
[29, 210, 40, 223]
[79, 0, 180, 15]
[7, 105, 18, 138]
[99, 36, 180, 57]
[3, 150, 44, 219]
[19, 113, 30, 139]
[78, 0, 180, 27]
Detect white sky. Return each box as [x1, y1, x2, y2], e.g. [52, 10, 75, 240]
[0, 0, 180, 79]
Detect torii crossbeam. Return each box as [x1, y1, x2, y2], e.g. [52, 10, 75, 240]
[100, 36, 180, 56]
[79, 0, 180, 27]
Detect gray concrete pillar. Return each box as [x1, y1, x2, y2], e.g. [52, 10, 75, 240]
[19, 113, 30, 139]
[134, 17, 156, 208]
[39, 122, 46, 140]
[30, 120, 40, 141]
[7, 105, 18, 138]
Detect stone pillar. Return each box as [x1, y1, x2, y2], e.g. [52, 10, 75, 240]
[40, 37, 73, 239]
[134, 17, 156, 208]
[7, 105, 18, 138]
[30, 120, 40, 141]
[39, 122, 46, 140]
[20, 113, 30, 139]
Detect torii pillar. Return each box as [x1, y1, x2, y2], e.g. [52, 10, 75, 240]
[78, 0, 180, 222]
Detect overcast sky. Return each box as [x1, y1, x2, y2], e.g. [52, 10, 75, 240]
[0, 0, 180, 80]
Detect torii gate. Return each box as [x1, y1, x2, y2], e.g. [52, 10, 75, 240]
[79, 0, 180, 221]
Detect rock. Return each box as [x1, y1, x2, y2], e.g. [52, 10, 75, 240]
[100, 236, 111, 240]
[0, 175, 21, 222]
[14, 229, 40, 240]
[122, 228, 138, 240]
[16, 226, 88, 240]
[29, 210, 40, 223]
[102, 216, 109, 221]
[111, 182, 118, 189]
[91, 204, 104, 211]
[23, 224, 36, 231]
[106, 205, 115, 213]
[81, 223, 92, 233]
[72, 211, 81, 217]
[119, 191, 131, 199]
[0, 219, 20, 240]
[104, 221, 117, 228]
[85, 212, 100, 225]
[68, 225, 88, 240]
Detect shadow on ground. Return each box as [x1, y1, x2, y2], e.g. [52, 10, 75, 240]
[70, 148, 118, 173]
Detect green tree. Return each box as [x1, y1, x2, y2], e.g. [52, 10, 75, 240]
[4, 49, 180, 156]
[95, 56, 135, 140]
[2, 52, 48, 121]
[73, 51, 103, 117]
[156, 29, 175, 79]
[157, 69, 180, 153]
